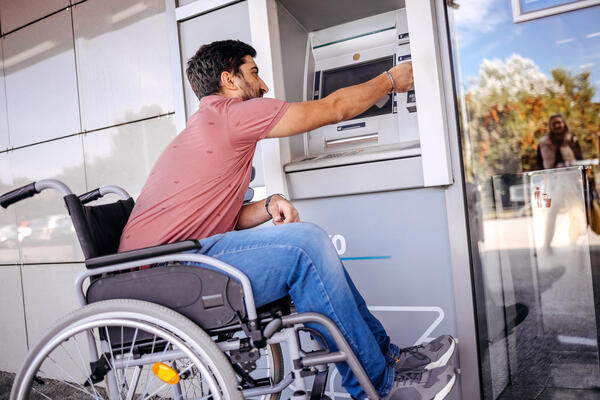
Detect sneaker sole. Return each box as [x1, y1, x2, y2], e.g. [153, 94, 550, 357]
[425, 338, 456, 370]
[432, 370, 456, 400]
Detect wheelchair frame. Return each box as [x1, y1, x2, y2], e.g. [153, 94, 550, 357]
[2, 179, 380, 400]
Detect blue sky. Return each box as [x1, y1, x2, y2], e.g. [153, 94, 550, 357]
[452, 1, 600, 100]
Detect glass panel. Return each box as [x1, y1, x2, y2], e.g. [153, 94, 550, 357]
[449, 1, 600, 398]
[73, 0, 174, 131]
[321, 56, 394, 120]
[3, 9, 80, 148]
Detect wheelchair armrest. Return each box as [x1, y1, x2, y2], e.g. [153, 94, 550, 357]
[85, 240, 201, 269]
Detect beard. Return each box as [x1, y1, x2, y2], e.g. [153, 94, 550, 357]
[239, 79, 265, 100]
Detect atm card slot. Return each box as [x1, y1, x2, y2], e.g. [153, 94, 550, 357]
[337, 122, 366, 132]
[325, 133, 378, 149]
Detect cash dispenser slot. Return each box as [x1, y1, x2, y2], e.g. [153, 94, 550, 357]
[325, 133, 378, 149]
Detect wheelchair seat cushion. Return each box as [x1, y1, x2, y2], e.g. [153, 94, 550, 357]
[86, 263, 246, 330]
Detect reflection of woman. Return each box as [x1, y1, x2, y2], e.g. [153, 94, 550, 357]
[536, 114, 586, 252]
[536, 113, 583, 170]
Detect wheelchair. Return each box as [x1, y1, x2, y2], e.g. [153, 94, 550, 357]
[1, 179, 380, 400]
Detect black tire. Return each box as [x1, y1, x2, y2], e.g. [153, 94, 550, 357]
[261, 343, 284, 400]
[10, 299, 243, 400]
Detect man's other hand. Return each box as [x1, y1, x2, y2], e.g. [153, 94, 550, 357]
[268, 195, 300, 225]
[388, 61, 413, 93]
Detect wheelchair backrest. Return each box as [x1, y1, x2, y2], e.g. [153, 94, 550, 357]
[63, 194, 135, 261]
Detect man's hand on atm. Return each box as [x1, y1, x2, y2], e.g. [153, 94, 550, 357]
[267, 195, 300, 225]
[268, 61, 414, 139]
[388, 61, 413, 93]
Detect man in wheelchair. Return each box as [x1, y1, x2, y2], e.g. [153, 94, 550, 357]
[118, 40, 457, 400]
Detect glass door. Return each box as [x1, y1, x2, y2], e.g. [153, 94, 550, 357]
[447, 1, 600, 398]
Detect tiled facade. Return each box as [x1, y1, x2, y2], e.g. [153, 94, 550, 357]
[0, 0, 177, 372]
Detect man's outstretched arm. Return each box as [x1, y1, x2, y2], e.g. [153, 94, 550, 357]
[235, 194, 300, 230]
[268, 62, 413, 138]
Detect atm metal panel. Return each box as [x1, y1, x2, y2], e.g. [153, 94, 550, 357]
[286, 156, 424, 200]
[178, 1, 252, 119]
[293, 188, 459, 399]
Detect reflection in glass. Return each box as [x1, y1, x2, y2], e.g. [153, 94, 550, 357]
[10, 136, 86, 263]
[449, 1, 600, 398]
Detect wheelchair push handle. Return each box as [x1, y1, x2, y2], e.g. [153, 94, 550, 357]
[0, 182, 39, 208]
[0, 179, 73, 209]
[79, 186, 130, 204]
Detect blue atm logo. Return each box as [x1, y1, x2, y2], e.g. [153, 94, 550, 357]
[329, 233, 391, 260]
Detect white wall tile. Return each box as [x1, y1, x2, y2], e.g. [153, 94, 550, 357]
[0, 152, 19, 264]
[0, 39, 10, 151]
[3, 9, 81, 148]
[10, 136, 86, 263]
[0, 266, 28, 372]
[84, 115, 177, 200]
[73, 0, 174, 131]
[21, 263, 86, 346]
[0, 0, 67, 35]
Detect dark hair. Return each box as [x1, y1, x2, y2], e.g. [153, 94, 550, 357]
[186, 40, 257, 99]
[548, 113, 570, 135]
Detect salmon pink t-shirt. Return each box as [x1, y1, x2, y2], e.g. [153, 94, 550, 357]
[118, 95, 289, 252]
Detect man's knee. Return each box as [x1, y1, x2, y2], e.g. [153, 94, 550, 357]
[288, 222, 331, 247]
[286, 222, 342, 266]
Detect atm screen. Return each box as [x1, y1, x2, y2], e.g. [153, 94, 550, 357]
[321, 56, 394, 120]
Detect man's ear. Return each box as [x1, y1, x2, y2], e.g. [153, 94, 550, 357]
[220, 71, 237, 91]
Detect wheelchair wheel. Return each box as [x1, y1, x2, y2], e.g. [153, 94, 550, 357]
[10, 299, 243, 400]
[256, 343, 284, 400]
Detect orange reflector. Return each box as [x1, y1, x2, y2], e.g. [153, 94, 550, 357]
[152, 362, 180, 385]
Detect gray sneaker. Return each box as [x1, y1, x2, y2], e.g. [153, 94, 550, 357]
[393, 335, 456, 373]
[386, 365, 456, 400]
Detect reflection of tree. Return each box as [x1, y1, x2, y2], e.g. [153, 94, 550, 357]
[10, 104, 175, 221]
[464, 54, 600, 178]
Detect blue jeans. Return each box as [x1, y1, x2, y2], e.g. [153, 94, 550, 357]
[194, 222, 396, 399]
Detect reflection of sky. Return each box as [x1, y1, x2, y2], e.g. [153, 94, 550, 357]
[452, 1, 600, 100]
[521, 0, 582, 13]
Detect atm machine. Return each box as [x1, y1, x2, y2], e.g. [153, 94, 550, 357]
[284, 8, 423, 199]
[170, 0, 472, 398]
[252, 1, 462, 398]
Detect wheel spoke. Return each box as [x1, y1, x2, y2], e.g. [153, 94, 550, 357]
[138, 334, 158, 400]
[102, 326, 124, 400]
[13, 300, 241, 400]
